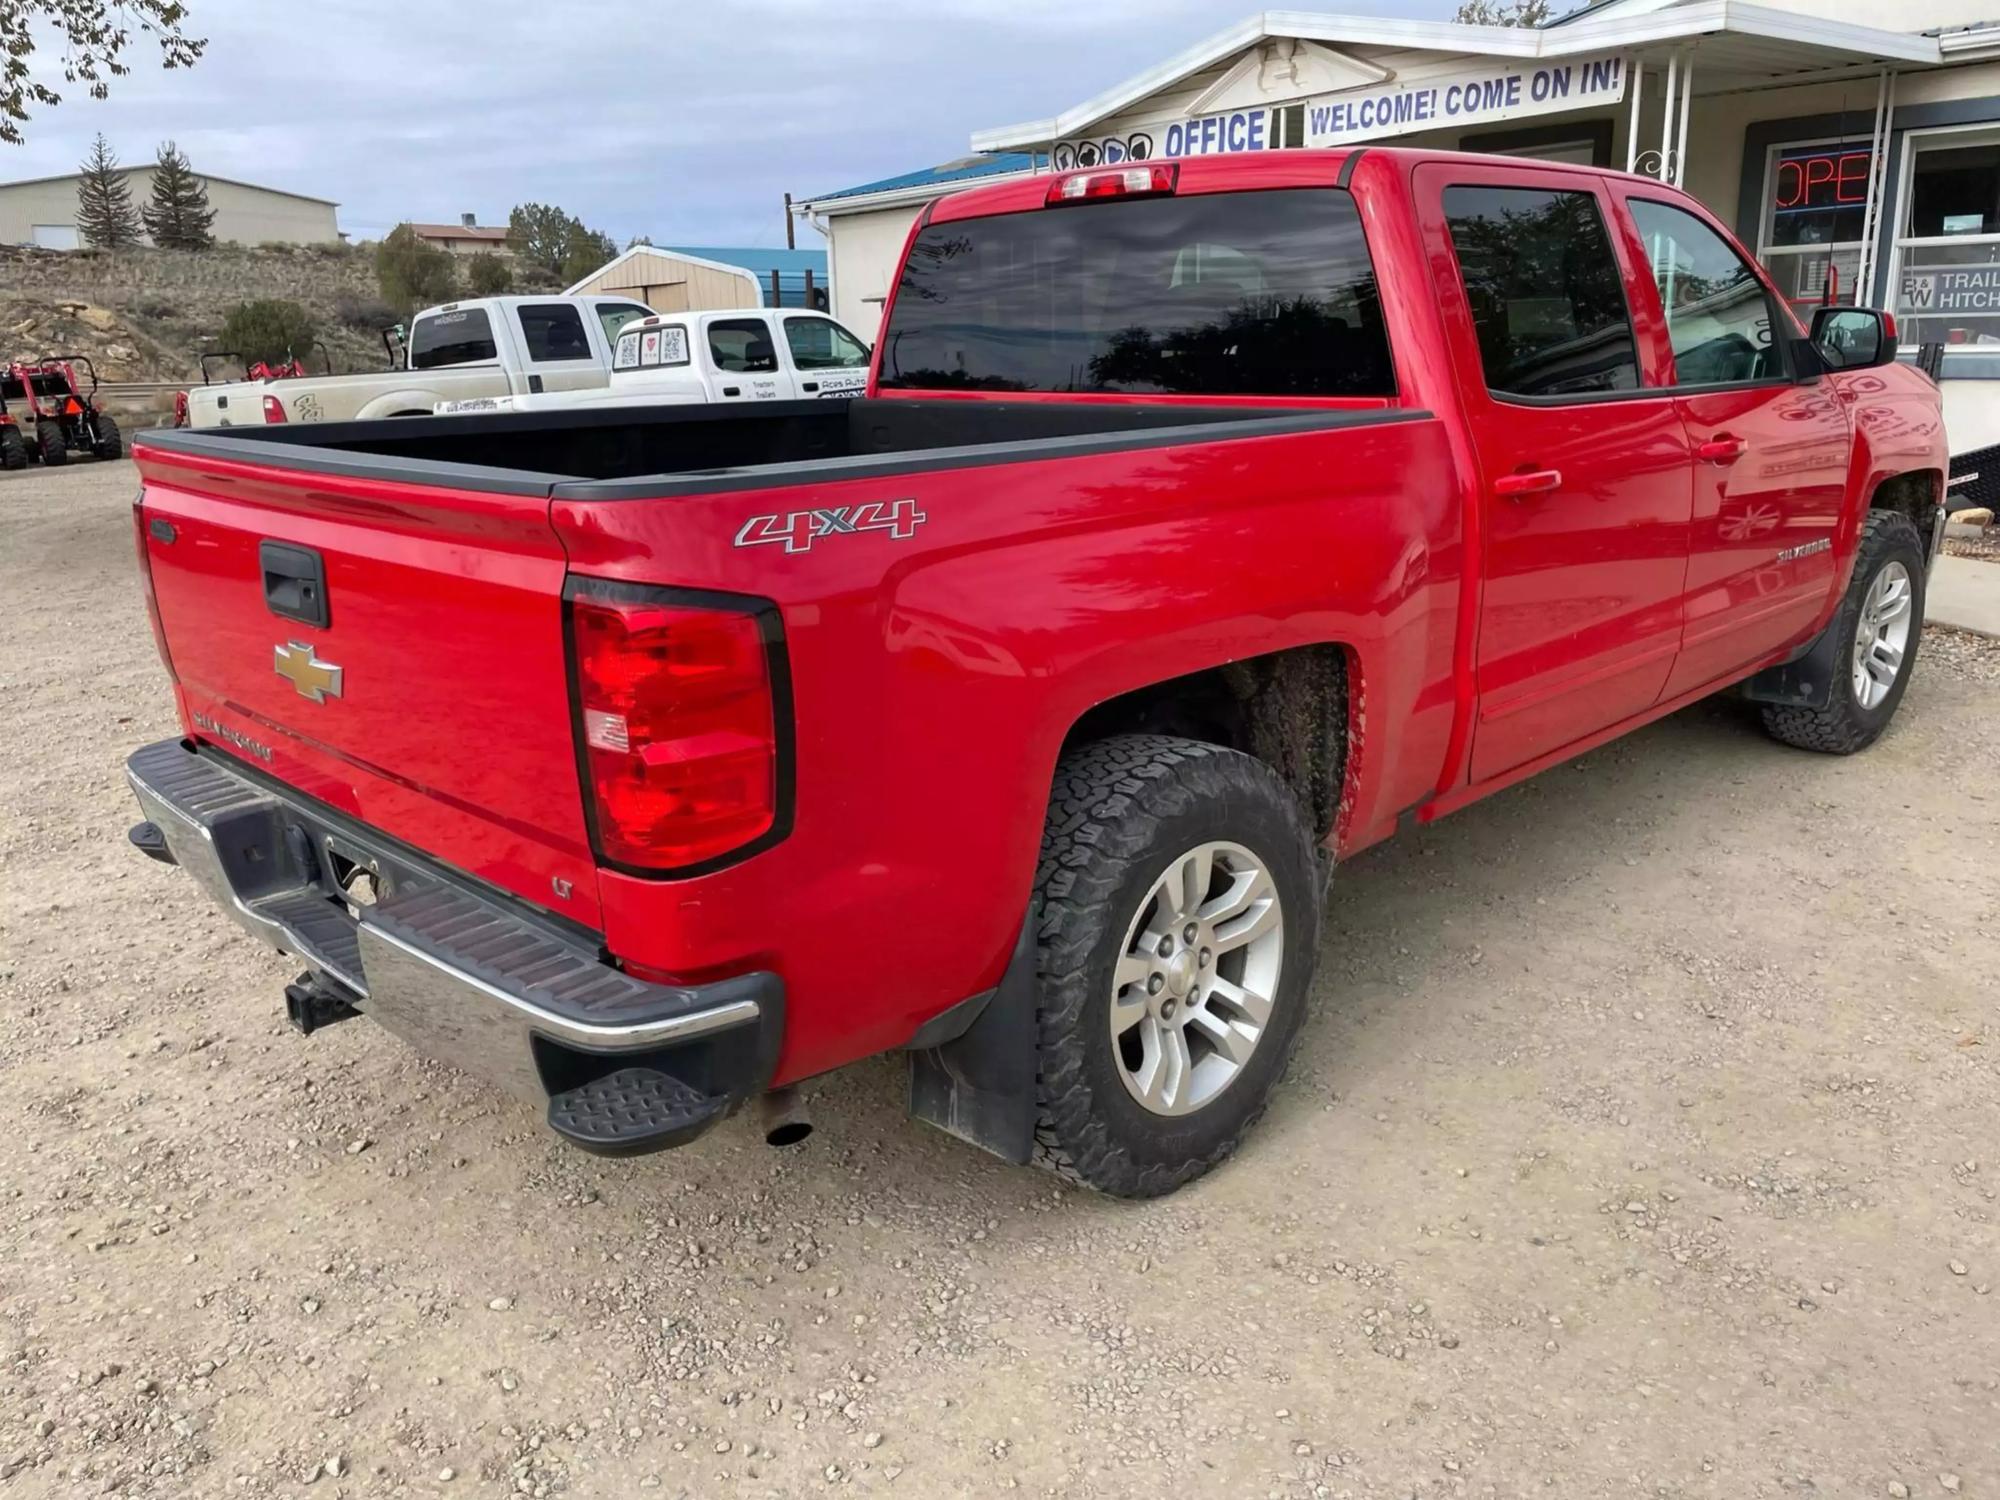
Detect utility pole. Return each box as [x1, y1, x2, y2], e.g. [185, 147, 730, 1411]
[784, 192, 795, 250]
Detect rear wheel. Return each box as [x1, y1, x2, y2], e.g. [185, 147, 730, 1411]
[91, 412, 122, 460]
[1031, 734, 1322, 1197]
[1761, 510, 1926, 754]
[36, 423, 67, 467]
[0, 425, 26, 470]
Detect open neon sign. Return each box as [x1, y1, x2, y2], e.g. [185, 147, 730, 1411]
[1774, 148, 1871, 212]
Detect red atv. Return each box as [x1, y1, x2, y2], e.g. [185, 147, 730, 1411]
[4, 354, 122, 467]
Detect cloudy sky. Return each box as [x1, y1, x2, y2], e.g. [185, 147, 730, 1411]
[8, 0, 1463, 247]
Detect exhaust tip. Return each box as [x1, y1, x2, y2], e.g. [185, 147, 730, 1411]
[758, 1087, 812, 1147]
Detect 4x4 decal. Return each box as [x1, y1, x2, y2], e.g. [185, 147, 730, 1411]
[734, 499, 928, 554]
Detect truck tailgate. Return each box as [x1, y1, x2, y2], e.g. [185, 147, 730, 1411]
[134, 448, 602, 928]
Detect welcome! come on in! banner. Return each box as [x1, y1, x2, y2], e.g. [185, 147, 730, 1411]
[1053, 51, 1630, 171]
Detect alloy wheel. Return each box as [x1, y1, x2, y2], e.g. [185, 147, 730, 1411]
[1109, 840, 1285, 1117]
[1852, 560, 1913, 711]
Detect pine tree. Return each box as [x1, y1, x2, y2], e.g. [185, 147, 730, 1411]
[74, 133, 142, 249]
[142, 140, 216, 249]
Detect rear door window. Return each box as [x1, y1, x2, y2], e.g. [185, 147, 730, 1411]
[1442, 185, 1640, 399]
[517, 303, 595, 363]
[877, 187, 1393, 397]
[408, 308, 498, 369]
[708, 319, 780, 373]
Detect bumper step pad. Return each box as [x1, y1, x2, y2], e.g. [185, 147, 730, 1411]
[546, 1068, 730, 1157]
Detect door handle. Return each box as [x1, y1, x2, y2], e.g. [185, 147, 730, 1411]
[800, 381, 819, 392]
[1493, 467, 1563, 499]
[260, 540, 329, 629]
[1697, 433, 1747, 464]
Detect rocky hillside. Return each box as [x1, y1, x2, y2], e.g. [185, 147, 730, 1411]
[0, 243, 402, 386]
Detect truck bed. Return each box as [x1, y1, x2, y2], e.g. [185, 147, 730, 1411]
[139, 396, 1414, 496]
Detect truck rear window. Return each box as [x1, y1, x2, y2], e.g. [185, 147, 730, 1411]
[877, 188, 1392, 398]
[410, 308, 498, 370]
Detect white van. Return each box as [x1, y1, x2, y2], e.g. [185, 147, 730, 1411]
[434, 308, 872, 416]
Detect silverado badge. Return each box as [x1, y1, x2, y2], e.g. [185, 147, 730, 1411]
[273, 641, 342, 703]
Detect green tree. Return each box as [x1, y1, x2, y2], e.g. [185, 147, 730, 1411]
[505, 202, 572, 275]
[220, 298, 316, 366]
[140, 139, 214, 248]
[507, 201, 617, 281]
[0, 1, 205, 145]
[465, 249, 512, 296]
[374, 224, 457, 318]
[560, 224, 616, 282]
[1453, 0, 1555, 23]
[74, 132, 140, 247]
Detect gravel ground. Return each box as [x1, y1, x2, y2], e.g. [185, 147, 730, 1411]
[1943, 533, 2000, 564]
[4, 460, 1998, 1500]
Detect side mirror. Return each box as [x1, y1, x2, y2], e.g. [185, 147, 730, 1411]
[1811, 306, 1898, 371]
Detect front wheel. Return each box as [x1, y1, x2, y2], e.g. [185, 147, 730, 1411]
[1031, 735, 1322, 1197]
[1761, 510, 1926, 755]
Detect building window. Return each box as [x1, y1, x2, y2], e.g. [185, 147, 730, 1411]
[1757, 139, 1872, 314]
[1892, 127, 2000, 349]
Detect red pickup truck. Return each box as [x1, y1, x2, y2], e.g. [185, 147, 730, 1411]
[125, 148, 1945, 1197]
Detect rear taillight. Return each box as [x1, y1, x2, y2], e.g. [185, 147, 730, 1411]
[132, 498, 175, 678]
[261, 395, 287, 423]
[173, 391, 190, 427]
[1046, 162, 1178, 205]
[566, 580, 788, 873]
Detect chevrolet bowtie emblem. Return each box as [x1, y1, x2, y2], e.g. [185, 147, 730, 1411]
[273, 640, 342, 703]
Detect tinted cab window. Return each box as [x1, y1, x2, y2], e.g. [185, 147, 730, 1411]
[1442, 185, 1639, 398]
[409, 308, 498, 370]
[596, 302, 652, 345]
[518, 303, 594, 363]
[1627, 199, 1781, 385]
[783, 316, 870, 370]
[877, 188, 1393, 397]
[708, 319, 780, 374]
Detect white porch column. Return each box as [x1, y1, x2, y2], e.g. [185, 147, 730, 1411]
[1855, 70, 1896, 306]
[1625, 58, 1643, 174]
[1659, 51, 1678, 181]
[1673, 57, 1694, 187]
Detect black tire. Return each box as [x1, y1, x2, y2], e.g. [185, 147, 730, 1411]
[1032, 734, 1322, 1198]
[37, 423, 67, 468]
[1761, 510, 1927, 755]
[91, 412, 122, 460]
[0, 425, 26, 470]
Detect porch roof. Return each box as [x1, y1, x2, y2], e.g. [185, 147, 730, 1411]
[970, 2, 1976, 153]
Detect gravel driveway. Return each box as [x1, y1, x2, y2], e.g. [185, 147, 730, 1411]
[4, 460, 1997, 1499]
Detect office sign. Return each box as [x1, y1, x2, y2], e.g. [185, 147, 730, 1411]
[1054, 50, 1628, 168]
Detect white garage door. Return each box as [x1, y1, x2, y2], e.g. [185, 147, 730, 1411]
[31, 223, 80, 250]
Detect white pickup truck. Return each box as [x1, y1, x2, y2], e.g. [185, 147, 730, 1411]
[433, 308, 872, 416]
[181, 295, 655, 428]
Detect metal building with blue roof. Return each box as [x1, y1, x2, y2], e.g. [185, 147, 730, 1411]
[566, 242, 832, 311]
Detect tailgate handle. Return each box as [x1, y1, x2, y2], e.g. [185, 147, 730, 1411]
[260, 541, 329, 629]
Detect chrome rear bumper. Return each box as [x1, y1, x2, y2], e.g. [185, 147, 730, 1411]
[125, 740, 778, 1128]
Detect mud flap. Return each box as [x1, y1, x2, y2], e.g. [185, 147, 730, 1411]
[907, 910, 1038, 1165]
[1739, 618, 1846, 710]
